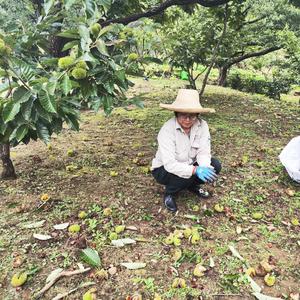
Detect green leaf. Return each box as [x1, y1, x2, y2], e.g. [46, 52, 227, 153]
[62, 74, 72, 96]
[95, 39, 108, 56]
[44, 0, 55, 15]
[21, 98, 34, 121]
[128, 96, 144, 109]
[46, 79, 58, 96]
[99, 24, 117, 36]
[35, 103, 52, 122]
[40, 58, 59, 67]
[16, 125, 29, 142]
[81, 52, 97, 63]
[39, 90, 57, 113]
[115, 69, 125, 82]
[80, 248, 101, 267]
[64, 0, 77, 10]
[0, 122, 8, 135]
[78, 25, 90, 43]
[65, 114, 80, 131]
[13, 87, 32, 103]
[99, 0, 111, 11]
[36, 124, 50, 144]
[62, 41, 78, 51]
[2, 101, 21, 123]
[57, 30, 80, 39]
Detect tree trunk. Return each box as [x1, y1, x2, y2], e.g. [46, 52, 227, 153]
[0, 143, 17, 179]
[199, 4, 229, 96]
[188, 75, 197, 90]
[217, 66, 228, 86]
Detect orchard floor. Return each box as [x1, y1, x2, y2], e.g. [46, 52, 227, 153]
[0, 78, 299, 300]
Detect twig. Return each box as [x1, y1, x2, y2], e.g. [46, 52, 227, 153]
[211, 294, 242, 297]
[35, 267, 91, 299]
[51, 281, 95, 300]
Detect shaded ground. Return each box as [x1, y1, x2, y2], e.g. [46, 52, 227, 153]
[0, 78, 299, 300]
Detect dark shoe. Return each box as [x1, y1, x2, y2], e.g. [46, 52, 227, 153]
[188, 186, 210, 198]
[164, 194, 177, 212]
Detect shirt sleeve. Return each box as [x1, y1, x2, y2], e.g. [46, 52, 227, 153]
[196, 121, 212, 167]
[157, 126, 194, 178]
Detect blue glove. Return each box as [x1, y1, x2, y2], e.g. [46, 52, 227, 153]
[195, 166, 217, 182]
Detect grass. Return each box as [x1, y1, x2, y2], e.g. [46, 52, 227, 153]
[0, 77, 299, 299]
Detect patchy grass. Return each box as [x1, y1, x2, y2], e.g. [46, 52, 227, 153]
[0, 78, 299, 300]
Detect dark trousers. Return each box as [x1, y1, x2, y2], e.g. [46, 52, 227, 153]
[152, 158, 221, 195]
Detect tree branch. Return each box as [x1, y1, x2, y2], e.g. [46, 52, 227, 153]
[100, 0, 230, 26]
[225, 46, 282, 68]
[236, 15, 268, 31]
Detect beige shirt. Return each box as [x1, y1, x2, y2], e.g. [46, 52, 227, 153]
[151, 117, 211, 178]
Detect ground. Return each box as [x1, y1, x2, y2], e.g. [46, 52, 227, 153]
[0, 78, 299, 300]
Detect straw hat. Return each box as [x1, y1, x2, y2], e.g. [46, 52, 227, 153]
[160, 89, 215, 113]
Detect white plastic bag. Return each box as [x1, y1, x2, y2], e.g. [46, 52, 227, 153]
[279, 136, 300, 183]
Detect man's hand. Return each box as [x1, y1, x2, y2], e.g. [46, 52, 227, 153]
[195, 166, 217, 182]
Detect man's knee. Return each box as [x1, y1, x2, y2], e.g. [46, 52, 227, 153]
[211, 157, 222, 174]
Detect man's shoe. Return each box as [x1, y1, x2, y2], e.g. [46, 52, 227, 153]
[188, 186, 210, 198]
[164, 194, 177, 212]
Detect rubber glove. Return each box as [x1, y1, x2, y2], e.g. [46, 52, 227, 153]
[195, 166, 217, 182]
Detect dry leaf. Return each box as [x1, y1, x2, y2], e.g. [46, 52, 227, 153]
[33, 233, 52, 240]
[108, 266, 117, 276]
[290, 293, 299, 300]
[23, 220, 46, 229]
[53, 223, 69, 230]
[120, 262, 146, 270]
[111, 238, 136, 247]
[209, 257, 215, 268]
[236, 225, 242, 234]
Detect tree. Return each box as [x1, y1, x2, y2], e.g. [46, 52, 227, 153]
[160, 3, 232, 91]
[0, 0, 235, 179]
[0, 0, 131, 179]
[160, 0, 300, 91]
[214, 0, 300, 86]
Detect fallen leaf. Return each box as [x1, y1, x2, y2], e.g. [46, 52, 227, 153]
[209, 257, 215, 268]
[46, 268, 64, 284]
[23, 220, 46, 229]
[228, 245, 244, 261]
[285, 188, 295, 197]
[108, 266, 117, 276]
[120, 262, 146, 270]
[53, 223, 69, 230]
[126, 226, 138, 231]
[246, 275, 262, 293]
[80, 248, 101, 267]
[33, 233, 52, 240]
[290, 293, 299, 300]
[111, 238, 136, 247]
[236, 225, 242, 234]
[252, 292, 283, 300]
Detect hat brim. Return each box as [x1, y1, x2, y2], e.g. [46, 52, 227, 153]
[160, 103, 215, 113]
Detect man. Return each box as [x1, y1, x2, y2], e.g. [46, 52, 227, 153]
[151, 89, 221, 212]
